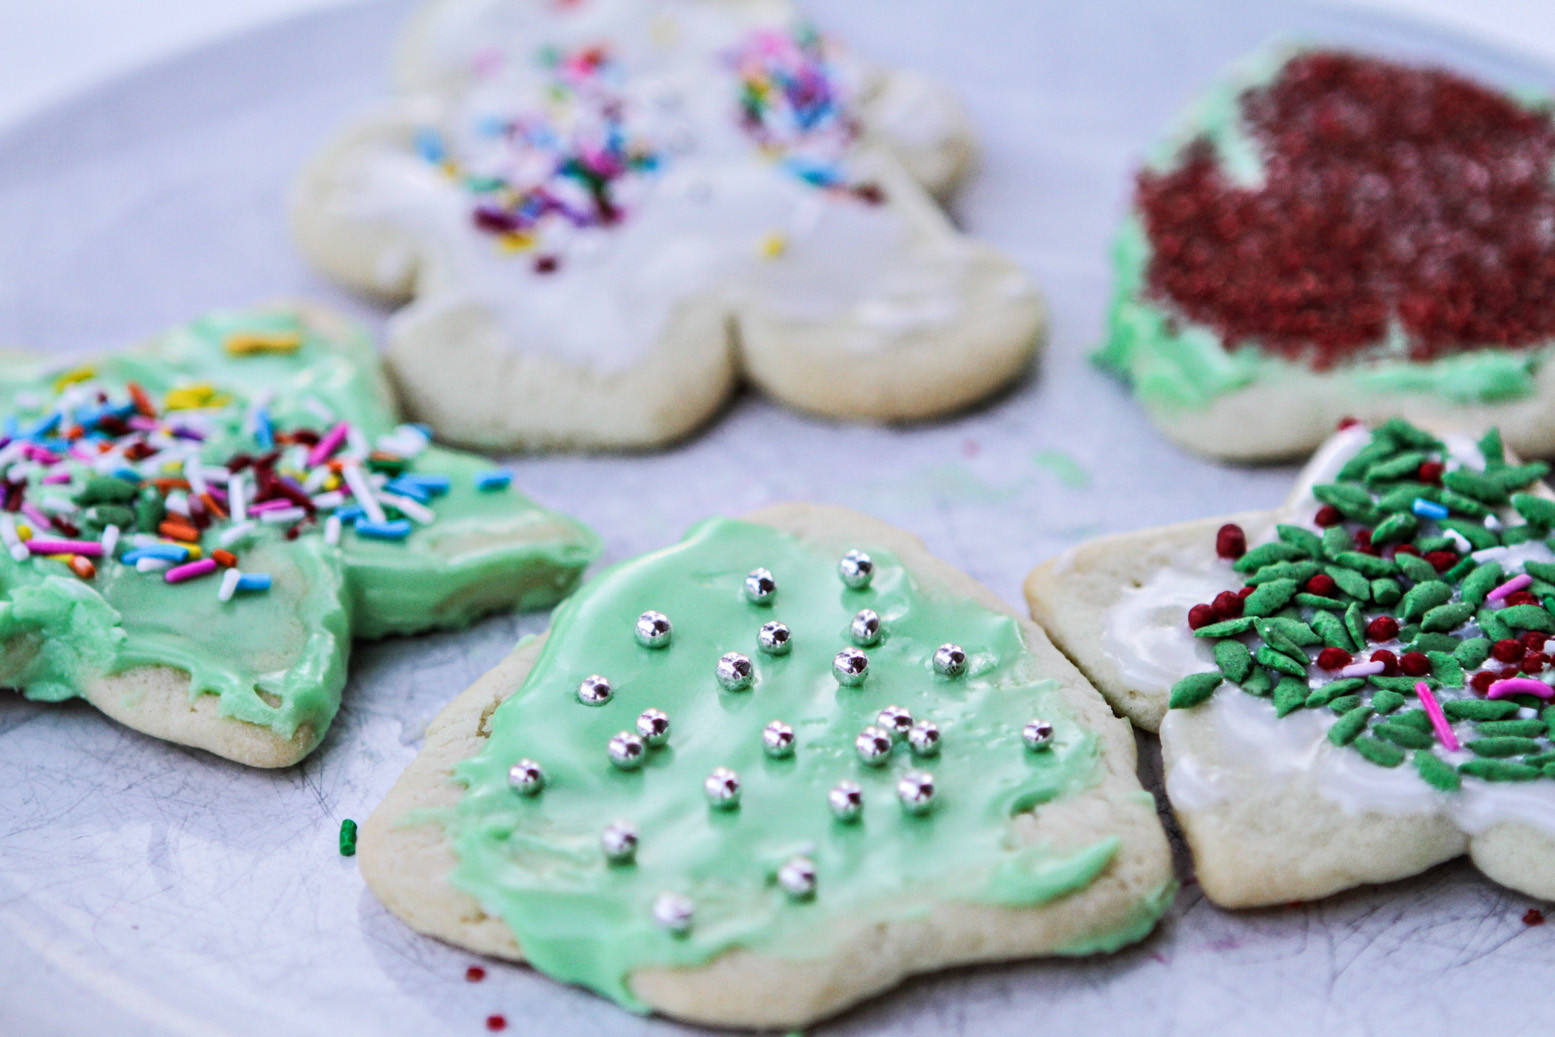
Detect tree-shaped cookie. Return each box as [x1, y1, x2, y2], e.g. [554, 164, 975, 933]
[1028, 418, 1555, 906]
[360, 505, 1171, 1028]
[0, 304, 598, 767]
[1098, 46, 1555, 461]
[291, 0, 1045, 450]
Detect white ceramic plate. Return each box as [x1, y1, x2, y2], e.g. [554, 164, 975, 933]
[3, 1, 1554, 1033]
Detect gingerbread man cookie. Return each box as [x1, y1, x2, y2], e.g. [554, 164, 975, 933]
[291, 0, 1044, 450]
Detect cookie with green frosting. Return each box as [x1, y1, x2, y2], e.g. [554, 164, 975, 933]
[1098, 45, 1555, 461]
[1029, 417, 1555, 906]
[359, 504, 1172, 1028]
[0, 303, 598, 767]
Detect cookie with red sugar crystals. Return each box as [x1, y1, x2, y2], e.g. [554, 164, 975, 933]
[1027, 417, 1555, 908]
[1096, 45, 1555, 461]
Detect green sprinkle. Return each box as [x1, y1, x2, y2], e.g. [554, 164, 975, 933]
[1233, 542, 1305, 573]
[1313, 483, 1382, 524]
[1272, 677, 1308, 717]
[1420, 602, 1474, 633]
[1240, 669, 1274, 697]
[1409, 633, 1458, 654]
[1258, 616, 1322, 647]
[75, 474, 140, 506]
[1306, 677, 1365, 708]
[1169, 672, 1223, 709]
[1461, 563, 1504, 607]
[1338, 439, 1397, 480]
[1343, 602, 1367, 648]
[1527, 560, 1555, 583]
[339, 818, 358, 857]
[1439, 519, 1498, 552]
[1378, 418, 1441, 450]
[1329, 694, 1363, 714]
[1478, 607, 1514, 642]
[1439, 489, 1491, 518]
[1249, 559, 1322, 586]
[1474, 719, 1548, 738]
[1321, 525, 1351, 560]
[134, 486, 166, 534]
[1415, 752, 1462, 791]
[1326, 565, 1373, 601]
[1297, 592, 1347, 610]
[1244, 579, 1298, 617]
[1256, 645, 1309, 678]
[1454, 637, 1492, 669]
[1331, 552, 1396, 579]
[1275, 524, 1325, 557]
[1490, 461, 1551, 491]
[1477, 427, 1506, 466]
[1442, 468, 1509, 504]
[1426, 651, 1464, 688]
[1459, 759, 1543, 782]
[1502, 526, 1542, 546]
[1193, 617, 1256, 638]
[1374, 720, 1435, 750]
[1392, 708, 1433, 731]
[1498, 604, 1555, 633]
[1416, 535, 1454, 554]
[1399, 580, 1452, 622]
[1394, 552, 1440, 584]
[1512, 493, 1555, 529]
[1328, 706, 1374, 746]
[1378, 485, 1435, 513]
[1311, 610, 1355, 651]
[1370, 512, 1418, 545]
[1444, 556, 1476, 583]
[1368, 676, 1424, 696]
[1365, 451, 1429, 484]
[1524, 751, 1555, 767]
[1466, 736, 1542, 758]
[1398, 623, 1421, 643]
[1443, 699, 1520, 721]
[1214, 640, 1253, 684]
[1352, 735, 1406, 766]
[1370, 578, 1403, 606]
[1371, 688, 1406, 713]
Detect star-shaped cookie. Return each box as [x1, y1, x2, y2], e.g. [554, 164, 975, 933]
[1028, 418, 1555, 906]
[1097, 46, 1555, 461]
[291, 0, 1045, 450]
[360, 504, 1171, 1028]
[0, 303, 598, 767]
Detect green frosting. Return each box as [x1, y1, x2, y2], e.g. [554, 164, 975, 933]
[1096, 47, 1554, 413]
[0, 307, 598, 748]
[443, 517, 1159, 1011]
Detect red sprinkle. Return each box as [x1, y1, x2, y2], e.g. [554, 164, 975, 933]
[1189, 604, 1217, 630]
[1399, 651, 1431, 677]
[1370, 649, 1400, 676]
[1524, 652, 1548, 675]
[1506, 591, 1540, 607]
[1317, 647, 1353, 670]
[1424, 551, 1459, 573]
[1393, 543, 1420, 556]
[1313, 505, 1343, 528]
[1211, 590, 1245, 619]
[1237, 585, 1256, 600]
[1522, 631, 1550, 651]
[1305, 573, 1337, 597]
[1337, 416, 1363, 430]
[1471, 671, 1498, 694]
[1215, 523, 1248, 560]
[485, 1016, 507, 1032]
[1492, 638, 1527, 663]
[1417, 461, 1445, 484]
[465, 966, 486, 982]
[1525, 908, 1546, 926]
[1366, 616, 1400, 643]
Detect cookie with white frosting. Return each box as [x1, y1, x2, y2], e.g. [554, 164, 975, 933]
[291, 0, 1044, 450]
[0, 304, 597, 767]
[359, 504, 1172, 1028]
[1028, 418, 1555, 905]
[1097, 46, 1555, 461]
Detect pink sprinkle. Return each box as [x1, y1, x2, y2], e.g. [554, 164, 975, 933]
[164, 558, 218, 584]
[1339, 661, 1385, 678]
[42, 472, 71, 485]
[248, 499, 294, 513]
[23, 444, 59, 464]
[1414, 681, 1460, 752]
[1487, 677, 1555, 700]
[26, 538, 104, 557]
[307, 421, 349, 468]
[20, 502, 52, 530]
[1488, 573, 1533, 603]
[128, 417, 158, 432]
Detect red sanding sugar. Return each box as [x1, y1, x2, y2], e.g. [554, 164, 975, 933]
[1137, 50, 1555, 367]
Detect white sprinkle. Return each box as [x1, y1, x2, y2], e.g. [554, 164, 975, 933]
[342, 464, 386, 524]
[310, 490, 346, 510]
[36, 496, 77, 515]
[302, 396, 335, 423]
[218, 520, 257, 547]
[377, 492, 434, 525]
[258, 506, 307, 525]
[218, 568, 241, 603]
[229, 473, 248, 523]
[164, 491, 190, 517]
[101, 525, 121, 556]
[130, 533, 163, 548]
[184, 458, 207, 497]
[0, 513, 21, 552]
[345, 425, 370, 461]
[301, 466, 331, 494]
[1339, 661, 1385, 678]
[324, 514, 342, 546]
[136, 557, 173, 574]
[1444, 529, 1473, 553]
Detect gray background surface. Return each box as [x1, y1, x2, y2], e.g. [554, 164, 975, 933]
[1, 1, 1552, 1034]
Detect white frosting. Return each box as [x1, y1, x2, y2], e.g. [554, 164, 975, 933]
[1103, 426, 1555, 835]
[330, 0, 993, 373]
